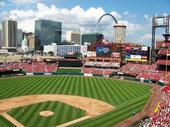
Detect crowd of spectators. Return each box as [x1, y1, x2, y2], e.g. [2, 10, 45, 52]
[84, 61, 120, 68]
[0, 62, 58, 73]
[138, 85, 170, 127]
[120, 63, 157, 76]
[120, 63, 170, 82]
[82, 67, 114, 75]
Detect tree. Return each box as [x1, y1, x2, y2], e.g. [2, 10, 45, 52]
[48, 51, 54, 56]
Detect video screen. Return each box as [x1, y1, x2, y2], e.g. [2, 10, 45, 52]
[125, 46, 149, 61]
[96, 45, 112, 57]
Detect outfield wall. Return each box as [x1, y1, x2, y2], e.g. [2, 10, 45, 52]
[0, 71, 166, 86]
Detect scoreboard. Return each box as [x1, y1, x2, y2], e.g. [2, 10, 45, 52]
[125, 46, 150, 62]
[96, 45, 112, 57]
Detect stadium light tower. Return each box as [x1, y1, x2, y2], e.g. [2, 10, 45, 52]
[151, 15, 170, 63]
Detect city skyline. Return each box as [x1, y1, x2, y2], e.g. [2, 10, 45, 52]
[0, 0, 170, 46]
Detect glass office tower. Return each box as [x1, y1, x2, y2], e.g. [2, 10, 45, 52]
[35, 19, 62, 49]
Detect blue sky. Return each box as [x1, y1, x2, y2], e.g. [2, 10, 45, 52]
[0, 0, 170, 46]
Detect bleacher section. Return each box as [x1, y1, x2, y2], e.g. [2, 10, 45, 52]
[119, 63, 170, 83]
[84, 61, 120, 68]
[0, 62, 58, 73]
[82, 67, 114, 75]
[120, 63, 157, 76]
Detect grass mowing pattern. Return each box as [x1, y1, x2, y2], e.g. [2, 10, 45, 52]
[8, 101, 85, 127]
[0, 76, 151, 127]
[57, 68, 81, 73]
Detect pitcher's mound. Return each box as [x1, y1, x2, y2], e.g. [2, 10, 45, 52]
[39, 111, 54, 117]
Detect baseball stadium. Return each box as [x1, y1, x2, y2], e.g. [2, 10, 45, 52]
[0, 35, 170, 127]
[0, 13, 170, 127]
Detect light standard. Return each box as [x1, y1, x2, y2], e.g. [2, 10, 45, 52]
[165, 48, 170, 84]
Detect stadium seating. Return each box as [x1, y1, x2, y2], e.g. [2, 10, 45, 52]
[139, 85, 170, 127]
[82, 67, 114, 75]
[0, 62, 58, 73]
[157, 60, 170, 65]
[119, 63, 170, 82]
[120, 63, 157, 76]
[149, 93, 170, 127]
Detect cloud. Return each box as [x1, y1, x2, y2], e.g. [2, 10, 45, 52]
[140, 33, 152, 40]
[6, 2, 147, 43]
[119, 20, 143, 35]
[144, 14, 151, 22]
[140, 33, 164, 42]
[10, 0, 41, 4]
[0, 1, 5, 7]
[123, 11, 136, 19]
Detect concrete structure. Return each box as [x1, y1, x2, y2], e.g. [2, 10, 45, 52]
[151, 15, 170, 63]
[27, 33, 36, 49]
[82, 33, 104, 45]
[66, 31, 80, 44]
[2, 20, 17, 48]
[114, 24, 126, 43]
[35, 19, 62, 49]
[17, 29, 23, 47]
[44, 43, 57, 56]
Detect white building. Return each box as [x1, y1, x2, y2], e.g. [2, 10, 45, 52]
[43, 43, 57, 56]
[21, 35, 29, 53]
[44, 43, 88, 56]
[66, 31, 80, 44]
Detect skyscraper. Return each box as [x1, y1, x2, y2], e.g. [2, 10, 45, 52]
[81, 33, 104, 45]
[2, 20, 17, 48]
[17, 29, 23, 47]
[0, 30, 2, 48]
[35, 19, 62, 49]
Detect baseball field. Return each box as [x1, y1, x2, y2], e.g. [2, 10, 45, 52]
[0, 76, 151, 127]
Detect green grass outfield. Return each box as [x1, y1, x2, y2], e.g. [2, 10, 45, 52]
[0, 76, 151, 127]
[56, 68, 81, 73]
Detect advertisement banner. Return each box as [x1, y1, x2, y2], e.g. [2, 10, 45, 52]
[87, 51, 92, 57]
[112, 52, 120, 58]
[125, 46, 131, 50]
[91, 51, 96, 57]
[81, 45, 87, 56]
[130, 55, 141, 59]
[142, 46, 148, 51]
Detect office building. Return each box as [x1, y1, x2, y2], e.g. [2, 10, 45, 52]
[66, 31, 80, 44]
[44, 44, 81, 56]
[82, 33, 104, 45]
[2, 20, 17, 48]
[35, 19, 62, 49]
[0, 30, 2, 48]
[17, 29, 23, 47]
